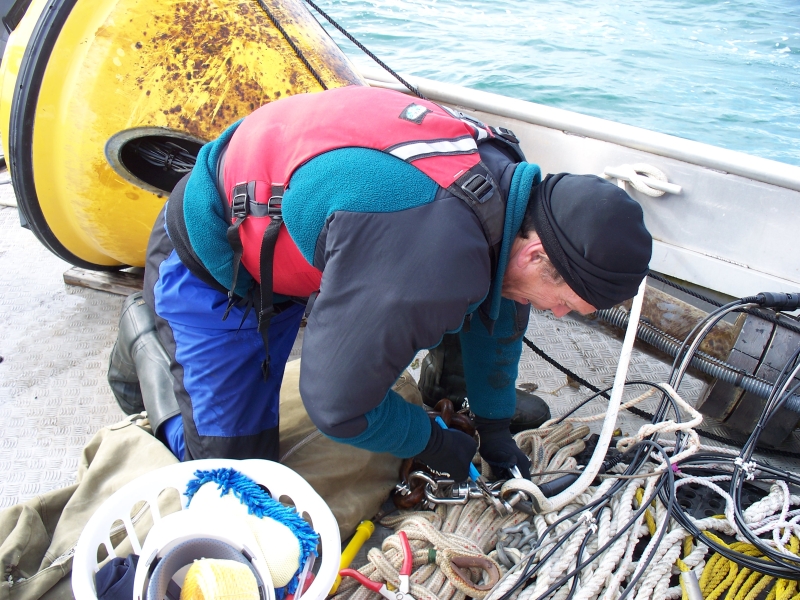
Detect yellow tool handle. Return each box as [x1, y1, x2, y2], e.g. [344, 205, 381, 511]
[329, 520, 375, 595]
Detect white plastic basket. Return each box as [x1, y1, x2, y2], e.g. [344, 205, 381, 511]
[72, 459, 341, 600]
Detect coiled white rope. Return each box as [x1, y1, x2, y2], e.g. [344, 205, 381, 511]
[352, 456, 800, 600]
[333, 328, 800, 600]
[334, 426, 590, 600]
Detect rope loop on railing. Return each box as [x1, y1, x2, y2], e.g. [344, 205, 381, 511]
[603, 163, 682, 197]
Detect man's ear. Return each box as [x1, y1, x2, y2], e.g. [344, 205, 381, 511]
[517, 236, 546, 269]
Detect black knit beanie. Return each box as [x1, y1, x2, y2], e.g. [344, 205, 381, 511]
[529, 173, 652, 309]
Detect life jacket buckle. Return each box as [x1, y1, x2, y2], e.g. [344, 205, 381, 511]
[461, 173, 495, 205]
[492, 126, 520, 145]
[267, 197, 283, 217]
[267, 184, 284, 217]
[231, 182, 250, 220]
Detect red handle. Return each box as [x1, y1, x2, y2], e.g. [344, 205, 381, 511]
[399, 531, 413, 576]
[339, 569, 384, 593]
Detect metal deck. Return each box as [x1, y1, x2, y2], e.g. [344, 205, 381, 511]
[2, 183, 799, 510]
[0, 200, 126, 508]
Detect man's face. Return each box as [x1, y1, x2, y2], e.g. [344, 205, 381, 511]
[502, 235, 596, 318]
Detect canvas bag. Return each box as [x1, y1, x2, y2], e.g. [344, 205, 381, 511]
[0, 359, 418, 599]
[279, 359, 420, 536]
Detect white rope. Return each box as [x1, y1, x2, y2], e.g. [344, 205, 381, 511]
[602, 164, 682, 197]
[615, 383, 702, 466]
[744, 482, 800, 526]
[539, 389, 656, 429]
[336, 374, 800, 600]
[500, 280, 648, 516]
[342, 458, 800, 600]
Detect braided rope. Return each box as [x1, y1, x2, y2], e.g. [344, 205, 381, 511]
[338, 404, 800, 600]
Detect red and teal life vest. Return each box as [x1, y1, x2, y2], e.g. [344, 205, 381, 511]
[220, 86, 522, 296]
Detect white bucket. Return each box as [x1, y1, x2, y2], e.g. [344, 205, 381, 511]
[72, 459, 340, 600]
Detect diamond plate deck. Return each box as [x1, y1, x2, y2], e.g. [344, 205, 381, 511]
[1, 180, 799, 511]
[0, 202, 126, 509]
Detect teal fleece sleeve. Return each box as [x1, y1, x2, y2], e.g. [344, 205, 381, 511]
[327, 389, 432, 457]
[460, 299, 530, 419]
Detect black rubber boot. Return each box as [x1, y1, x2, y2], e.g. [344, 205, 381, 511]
[108, 292, 181, 436]
[419, 333, 551, 431]
[509, 388, 551, 433]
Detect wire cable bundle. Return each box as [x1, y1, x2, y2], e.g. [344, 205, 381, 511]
[134, 140, 196, 173]
[336, 291, 800, 599]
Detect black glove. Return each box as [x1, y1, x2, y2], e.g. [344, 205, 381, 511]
[475, 416, 531, 480]
[415, 422, 478, 482]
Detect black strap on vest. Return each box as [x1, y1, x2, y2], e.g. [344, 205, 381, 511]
[447, 161, 506, 271]
[257, 184, 285, 380]
[488, 126, 527, 164]
[223, 181, 255, 321]
[223, 182, 286, 380]
[445, 125, 527, 279]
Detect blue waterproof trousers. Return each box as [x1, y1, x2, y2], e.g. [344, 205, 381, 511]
[142, 207, 304, 461]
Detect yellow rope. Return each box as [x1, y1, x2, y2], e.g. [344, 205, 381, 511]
[766, 587, 777, 600]
[726, 567, 753, 600]
[742, 573, 773, 600]
[635, 489, 657, 536]
[678, 537, 694, 600]
[698, 531, 800, 600]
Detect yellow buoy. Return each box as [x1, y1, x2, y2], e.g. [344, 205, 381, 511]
[0, 0, 364, 268]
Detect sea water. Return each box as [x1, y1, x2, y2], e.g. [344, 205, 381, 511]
[315, 0, 800, 167]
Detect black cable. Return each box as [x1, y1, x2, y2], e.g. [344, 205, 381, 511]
[666, 453, 800, 579]
[663, 299, 759, 455]
[499, 520, 585, 599]
[519, 293, 800, 586]
[495, 494, 623, 600]
[776, 378, 800, 417]
[672, 452, 800, 492]
[300, 0, 426, 99]
[522, 335, 800, 459]
[527, 443, 673, 600]
[764, 352, 800, 419]
[726, 348, 800, 571]
[666, 299, 754, 403]
[549, 380, 683, 427]
[743, 349, 800, 463]
[527, 444, 667, 599]
[564, 533, 591, 600]
[648, 272, 800, 337]
[617, 442, 676, 600]
[521, 295, 800, 585]
[668, 486, 800, 578]
[255, 0, 328, 90]
[135, 141, 195, 173]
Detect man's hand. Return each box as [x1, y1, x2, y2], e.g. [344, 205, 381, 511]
[415, 421, 478, 482]
[474, 417, 531, 479]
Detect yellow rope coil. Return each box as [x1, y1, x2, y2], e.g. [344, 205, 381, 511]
[698, 530, 800, 600]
